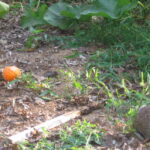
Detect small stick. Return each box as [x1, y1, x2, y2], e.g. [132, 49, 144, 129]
[8, 110, 81, 144]
[8, 101, 105, 144]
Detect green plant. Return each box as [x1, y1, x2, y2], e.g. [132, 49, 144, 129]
[20, 0, 47, 29]
[44, 0, 137, 29]
[85, 66, 149, 132]
[20, 73, 41, 90]
[86, 48, 127, 82]
[62, 70, 86, 94]
[18, 120, 104, 149]
[83, 18, 150, 78]
[86, 67, 113, 98]
[69, 145, 95, 150]
[64, 51, 82, 59]
[0, 1, 9, 18]
[18, 138, 55, 150]
[105, 73, 150, 132]
[24, 29, 43, 48]
[60, 120, 103, 149]
[17, 73, 58, 99]
[20, 0, 138, 29]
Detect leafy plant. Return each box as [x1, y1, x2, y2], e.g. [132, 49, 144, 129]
[86, 49, 128, 81]
[24, 29, 43, 48]
[18, 120, 104, 149]
[20, 0, 47, 29]
[0, 1, 9, 18]
[63, 70, 85, 94]
[85, 65, 149, 132]
[60, 120, 103, 149]
[44, 2, 78, 29]
[84, 19, 150, 79]
[20, 0, 138, 29]
[17, 73, 57, 99]
[44, 0, 137, 29]
[20, 73, 41, 90]
[18, 138, 55, 150]
[105, 73, 150, 132]
[86, 68, 113, 98]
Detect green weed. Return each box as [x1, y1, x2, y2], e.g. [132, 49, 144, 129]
[13, 73, 58, 99]
[24, 29, 44, 49]
[19, 73, 41, 90]
[62, 70, 86, 94]
[107, 73, 149, 132]
[85, 68, 113, 98]
[60, 120, 103, 149]
[18, 120, 104, 150]
[20, 0, 48, 29]
[84, 67, 149, 132]
[18, 138, 55, 150]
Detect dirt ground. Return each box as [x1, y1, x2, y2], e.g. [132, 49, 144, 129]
[0, 11, 149, 150]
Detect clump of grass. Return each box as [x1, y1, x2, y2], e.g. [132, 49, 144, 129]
[85, 20, 150, 74]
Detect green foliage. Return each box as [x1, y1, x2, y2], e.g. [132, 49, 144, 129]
[0, 1, 9, 18]
[18, 120, 103, 150]
[17, 73, 58, 99]
[18, 138, 55, 150]
[64, 51, 81, 59]
[24, 29, 43, 48]
[85, 68, 113, 98]
[85, 67, 150, 132]
[107, 73, 149, 132]
[62, 70, 85, 94]
[44, 2, 78, 29]
[20, 0, 138, 29]
[92, 0, 137, 18]
[44, 0, 137, 29]
[20, 0, 47, 29]
[83, 19, 150, 76]
[86, 49, 128, 81]
[20, 73, 41, 90]
[60, 120, 103, 149]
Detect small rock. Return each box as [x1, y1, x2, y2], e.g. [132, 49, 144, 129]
[89, 95, 98, 101]
[35, 97, 45, 105]
[65, 60, 78, 66]
[133, 106, 150, 140]
[43, 71, 58, 78]
[0, 39, 7, 45]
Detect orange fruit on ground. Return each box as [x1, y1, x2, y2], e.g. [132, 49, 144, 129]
[2, 66, 21, 81]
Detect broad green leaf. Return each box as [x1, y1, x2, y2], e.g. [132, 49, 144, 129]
[44, 0, 137, 29]
[92, 0, 137, 18]
[0, 1, 9, 18]
[61, 5, 83, 19]
[61, 4, 92, 21]
[20, 4, 48, 28]
[44, 2, 76, 29]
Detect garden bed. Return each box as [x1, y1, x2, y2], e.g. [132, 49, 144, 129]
[0, 6, 149, 150]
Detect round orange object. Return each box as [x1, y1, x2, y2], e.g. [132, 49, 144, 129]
[2, 66, 21, 81]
